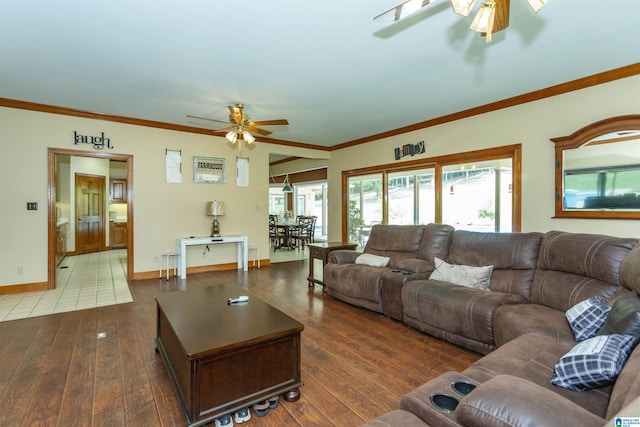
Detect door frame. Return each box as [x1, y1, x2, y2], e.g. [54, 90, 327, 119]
[47, 148, 134, 289]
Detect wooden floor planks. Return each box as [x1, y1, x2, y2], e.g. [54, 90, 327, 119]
[0, 260, 480, 426]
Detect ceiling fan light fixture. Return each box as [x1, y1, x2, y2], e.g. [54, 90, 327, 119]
[527, 0, 546, 13]
[242, 130, 255, 143]
[225, 131, 238, 144]
[470, 0, 496, 42]
[450, 0, 476, 16]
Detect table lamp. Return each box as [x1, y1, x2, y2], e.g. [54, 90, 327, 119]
[206, 200, 225, 237]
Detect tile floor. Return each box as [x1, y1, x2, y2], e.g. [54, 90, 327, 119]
[0, 249, 133, 322]
[268, 239, 327, 263]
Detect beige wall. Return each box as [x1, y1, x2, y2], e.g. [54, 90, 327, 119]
[325, 75, 640, 241]
[1, 74, 639, 287]
[0, 109, 327, 286]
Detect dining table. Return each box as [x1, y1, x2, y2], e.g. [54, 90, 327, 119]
[273, 222, 300, 251]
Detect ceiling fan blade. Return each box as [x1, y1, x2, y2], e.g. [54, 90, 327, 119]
[228, 104, 244, 124]
[186, 115, 231, 125]
[374, 0, 431, 24]
[215, 126, 236, 133]
[246, 125, 272, 136]
[250, 119, 289, 127]
[492, 0, 510, 33]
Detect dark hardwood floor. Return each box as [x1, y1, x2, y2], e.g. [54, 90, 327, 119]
[0, 261, 479, 427]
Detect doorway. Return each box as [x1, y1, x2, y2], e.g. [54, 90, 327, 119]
[47, 148, 133, 289]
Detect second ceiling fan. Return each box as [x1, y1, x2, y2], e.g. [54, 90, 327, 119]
[374, 0, 547, 42]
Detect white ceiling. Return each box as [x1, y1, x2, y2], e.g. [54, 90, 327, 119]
[1, 0, 639, 149]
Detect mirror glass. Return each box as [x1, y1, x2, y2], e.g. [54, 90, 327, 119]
[563, 134, 640, 210]
[552, 115, 640, 219]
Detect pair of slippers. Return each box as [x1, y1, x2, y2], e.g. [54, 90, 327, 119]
[253, 396, 280, 417]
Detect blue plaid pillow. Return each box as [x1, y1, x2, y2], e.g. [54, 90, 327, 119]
[551, 334, 636, 391]
[566, 296, 611, 341]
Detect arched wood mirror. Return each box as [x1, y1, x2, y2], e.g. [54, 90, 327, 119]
[551, 115, 640, 219]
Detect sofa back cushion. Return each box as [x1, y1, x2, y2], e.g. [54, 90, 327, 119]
[606, 341, 640, 419]
[621, 242, 640, 293]
[532, 231, 638, 312]
[446, 230, 543, 298]
[364, 224, 426, 267]
[415, 223, 455, 267]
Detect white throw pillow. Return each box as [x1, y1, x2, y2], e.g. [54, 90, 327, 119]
[429, 257, 493, 290]
[355, 253, 390, 267]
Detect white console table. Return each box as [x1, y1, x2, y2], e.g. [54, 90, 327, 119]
[177, 235, 248, 279]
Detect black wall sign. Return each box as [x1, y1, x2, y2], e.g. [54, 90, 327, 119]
[394, 141, 425, 160]
[73, 131, 114, 150]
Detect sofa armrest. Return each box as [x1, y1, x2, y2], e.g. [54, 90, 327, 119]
[455, 375, 604, 427]
[327, 249, 361, 264]
[395, 258, 433, 274]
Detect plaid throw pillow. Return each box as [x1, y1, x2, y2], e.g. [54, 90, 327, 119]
[566, 296, 611, 341]
[551, 334, 636, 391]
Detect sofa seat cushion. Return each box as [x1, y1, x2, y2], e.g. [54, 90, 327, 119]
[324, 263, 387, 313]
[455, 375, 605, 427]
[402, 280, 526, 353]
[462, 333, 612, 417]
[493, 303, 576, 347]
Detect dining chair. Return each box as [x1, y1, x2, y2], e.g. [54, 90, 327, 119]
[292, 216, 314, 251]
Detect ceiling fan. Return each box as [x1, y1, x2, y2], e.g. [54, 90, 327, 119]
[374, 0, 547, 42]
[188, 103, 289, 151]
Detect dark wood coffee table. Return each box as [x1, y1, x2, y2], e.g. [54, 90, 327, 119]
[155, 284, 304, 426]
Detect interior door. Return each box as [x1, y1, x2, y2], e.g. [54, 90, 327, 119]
[76, 173, 105, 254]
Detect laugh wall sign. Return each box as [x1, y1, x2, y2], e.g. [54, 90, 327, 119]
[73, 131, 114, 150]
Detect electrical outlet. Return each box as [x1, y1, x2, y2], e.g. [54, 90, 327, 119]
[27, 202, 38, 210]
[17, 266, 24, 275]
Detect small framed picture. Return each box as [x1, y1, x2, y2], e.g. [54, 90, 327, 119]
[194, 156, 226, 184]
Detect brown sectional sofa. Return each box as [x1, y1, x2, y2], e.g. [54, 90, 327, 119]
[322, 224, 640, 426]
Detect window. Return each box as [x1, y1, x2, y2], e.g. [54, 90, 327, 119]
[442, 159, 512, 232]
[294, 181, 328, 240]
[347, 173, 383, 247]
[388, 168, 435, 225]
[342, 145, 521, 242]
[268, 185, 286, 219]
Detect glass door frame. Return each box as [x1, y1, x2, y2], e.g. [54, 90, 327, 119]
[341, 144, 522, 242]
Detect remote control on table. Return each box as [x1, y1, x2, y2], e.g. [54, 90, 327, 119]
[227, 295, 249, 304]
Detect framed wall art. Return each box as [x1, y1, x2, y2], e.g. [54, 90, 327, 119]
[194, 156, 226, 184]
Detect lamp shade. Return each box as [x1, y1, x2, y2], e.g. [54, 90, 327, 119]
[527, 0, 546, 13]
[282, 175, 293, 193]
[470, 0, 496, 41]
[206, 200, 225, 216]
[242, 130, 256, 143]
[225, 131, 238, 144]
[451, 0, 476, 16]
